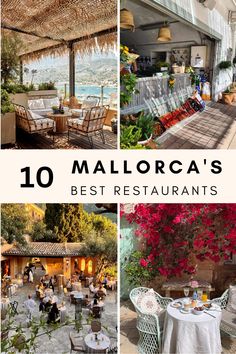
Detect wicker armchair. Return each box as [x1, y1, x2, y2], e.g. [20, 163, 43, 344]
[211, 289, 236, 338]
[14, 104, 55, 142]
[67, 105, 109, 147]
[130, 287, 173, 354]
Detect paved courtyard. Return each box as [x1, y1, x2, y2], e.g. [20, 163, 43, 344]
[3, 272, 117, 354]
[120, 300, 236, 354]
[156, 102, 236, 149]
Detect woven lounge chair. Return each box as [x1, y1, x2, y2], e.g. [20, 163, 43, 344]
[211, 288, 236, 338]
[69, 332, 86, 353]
[14, 104, 55, 142]
[67, 105, 109, 147]
[130, 287, 173, 354]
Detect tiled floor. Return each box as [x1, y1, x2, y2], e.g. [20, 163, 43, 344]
[120, 300, 236, 354]
[156, 102, 236, 149]
[3, 270, 117, 354]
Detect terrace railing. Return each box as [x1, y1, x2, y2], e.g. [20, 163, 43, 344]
[121, 73, 191, 115]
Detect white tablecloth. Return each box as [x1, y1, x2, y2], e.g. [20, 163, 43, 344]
[45, 288, 53, 297]
[71, 291, 83, 299]
[162, 300, 222, 354]
[84, 333, 110, 353]
[1, 298, 10, 310]
[72, 282, 82, 291]
[59, 307, 67, 323]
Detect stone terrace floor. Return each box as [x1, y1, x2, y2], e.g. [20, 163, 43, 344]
[120, 300, 236, 354]
[156, 102, 236, 149]
[4, 273, 117, 354]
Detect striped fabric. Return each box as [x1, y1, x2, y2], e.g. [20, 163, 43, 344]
[67, 106, 109, 134]
[14, 104, 55, 133]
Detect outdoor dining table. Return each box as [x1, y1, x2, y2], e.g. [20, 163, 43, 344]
[44, 288, 53, 297]
[84, 333, 110, 353]
[72, 281, 82, 292]
[71, 291, 83, 299]
[1, 297, 10, 310]
[162, 299, 222, 354]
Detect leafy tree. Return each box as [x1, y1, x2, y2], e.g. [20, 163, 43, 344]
[1, 204, 28, 244]
[1, 31, 23, 84]
[44, 204, 93, 242]
[81, 216, 117, 278]
[31, 221, 56, 242]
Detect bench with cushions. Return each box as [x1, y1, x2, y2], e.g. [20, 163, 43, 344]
[211, 286, 236, 338]
[14, 104, 55, 141]
[28, 97, 60, 117]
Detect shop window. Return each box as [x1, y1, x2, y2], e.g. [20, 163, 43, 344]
[88, 260, 93, 274]
[80, 258, 85, 271]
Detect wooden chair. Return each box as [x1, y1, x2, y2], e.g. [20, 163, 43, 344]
[90, 320, 101, 333]
[92, 305, 101, 319]
[14, 104, 55, 142]
[69, 332, 86, 353]
[67, 105, 109, 148]
[10, 301, 18, 315]
[97, 290, 105, 300]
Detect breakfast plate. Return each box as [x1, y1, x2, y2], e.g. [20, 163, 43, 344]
[171, 301, 182, 308]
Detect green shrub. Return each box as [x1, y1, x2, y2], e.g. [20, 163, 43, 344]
[38, 81, 56, 90]
[136, 112, 154, 140]
[1, 83, 34, 94]
[1, 89, 14, 114]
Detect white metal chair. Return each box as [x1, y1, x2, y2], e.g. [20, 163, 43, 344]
[130, 287, 173, 354]
[211, 289, 236, 338]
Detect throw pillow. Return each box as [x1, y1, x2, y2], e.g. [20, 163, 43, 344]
[136, 289, 163, 315]
[226, 285, 236, 314]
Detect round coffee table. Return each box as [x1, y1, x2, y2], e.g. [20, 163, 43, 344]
[47, 112, 72, 133]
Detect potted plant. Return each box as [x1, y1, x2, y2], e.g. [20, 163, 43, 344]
[51, 105, 60, 114]
[218, 61, 232, 70]
[136, 112, 154, 145]
[222, 88, 234, 105]
[156, 61, 170, 72]
[111, 117, 117, 134]
[120, 125, 146, 149]
[1, 89, 16, 146]
[120, 73, 139, 107]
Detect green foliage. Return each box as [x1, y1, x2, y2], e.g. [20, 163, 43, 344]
[31, 220, 57, 242]
[1, 204, 28, 244]
[120, 73, 139, 107]
[120, 125, 142, 149]
[156, 61, 170, 70]
[1, 89, 14, 114]
[44, 204, 90, 242]
[136, 112, 154, 140]
[218, 61, 232, 70]
[124, 251, 155, 286]
[223, 88, 231, 94]
[38, 81, 56, 90]
[1, 82, 35, 94]
[1, 32, 23, 84]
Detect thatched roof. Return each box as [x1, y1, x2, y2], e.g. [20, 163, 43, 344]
[1, 0, 117, 61]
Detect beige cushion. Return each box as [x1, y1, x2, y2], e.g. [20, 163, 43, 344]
[226, 285, 236, 314]
[30, 118, 54, 131]
[28, 99, 45, 110]
[137, 289, 163, 315]
[28, 110, 44, 120]
[222, 309, 236, 331]
[43, 97, 60, 109]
